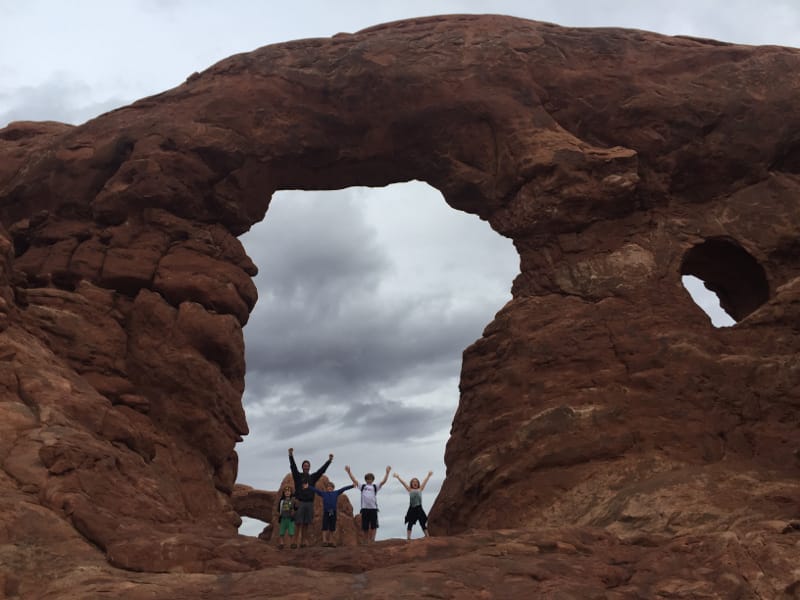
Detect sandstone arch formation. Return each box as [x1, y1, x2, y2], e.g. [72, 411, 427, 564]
[2, 14, 800, 598]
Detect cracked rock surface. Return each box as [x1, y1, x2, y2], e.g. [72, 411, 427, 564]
[1, 14, 800, 598]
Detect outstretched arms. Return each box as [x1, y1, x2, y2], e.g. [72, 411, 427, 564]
[310, 453, 334, 481]
[288, 448, 299, 478]
[379, 465, 391, 487]
[344, 465, 359, 487]
[420, 470, 433, 491]
[344, 465, 392, 488]
[393, 472, 410, 492]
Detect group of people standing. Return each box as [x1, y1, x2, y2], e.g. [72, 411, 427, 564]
[277, 448, 432, 549]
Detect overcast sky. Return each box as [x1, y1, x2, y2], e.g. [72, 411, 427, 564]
[1, 1, 790, 539]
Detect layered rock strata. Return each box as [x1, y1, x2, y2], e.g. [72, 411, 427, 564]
[1, 13, 800, 598]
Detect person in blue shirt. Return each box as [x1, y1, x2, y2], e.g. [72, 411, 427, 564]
[310, 480, 354, 547]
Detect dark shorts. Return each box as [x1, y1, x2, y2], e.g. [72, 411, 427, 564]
[361, 508, 379, 531]
[295, 501, 314, 525]
[405, 505, 428, 530]
[322, 510, 337, 532]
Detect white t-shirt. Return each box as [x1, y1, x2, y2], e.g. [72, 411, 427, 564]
[360, 481, 383, 509]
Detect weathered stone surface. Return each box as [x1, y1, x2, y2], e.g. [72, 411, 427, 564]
[1, 13, 800, 598]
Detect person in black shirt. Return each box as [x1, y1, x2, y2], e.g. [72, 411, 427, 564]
[288, 447, 333, 548]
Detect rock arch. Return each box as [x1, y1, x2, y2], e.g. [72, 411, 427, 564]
[2, 13, 800, 594]
[681, 237, 769, 322]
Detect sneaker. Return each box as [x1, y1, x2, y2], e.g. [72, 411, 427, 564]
[290, 543, 297, 549]
[278, 543, 284, 549]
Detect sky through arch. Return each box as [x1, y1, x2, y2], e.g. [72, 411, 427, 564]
[235, 182, 519, 539]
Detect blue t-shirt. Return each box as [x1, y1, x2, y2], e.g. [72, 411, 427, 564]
[310, 485, 354, 512]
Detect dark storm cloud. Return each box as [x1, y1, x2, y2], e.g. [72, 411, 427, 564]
[238, 187, 499, 447]
[257, 404, 330, 441]
[339, 399, 452, 439]
[246, 388, 453, 444]
[240, 189, 498, 405]
[242, 190, 389, 302]
[244, 294, 486, 399]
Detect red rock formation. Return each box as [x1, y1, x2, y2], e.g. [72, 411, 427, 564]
[2, 13, 800, 597]
[233, 476, 360, 547]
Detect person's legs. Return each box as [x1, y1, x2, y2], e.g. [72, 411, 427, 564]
[294, 502, 314, 547]
[300, 523, 310, 547]
[372, 511, 380, 542]
[406, 510, 417, 540]
[366, 509, 378, 543]
[420, 510, 429, 537]
[360, 509, 372, 544]
[323, 513, 331, 545]
[322, 511, 337, 546]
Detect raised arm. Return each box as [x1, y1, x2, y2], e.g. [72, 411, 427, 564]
[393, 472, 410, 492]
[420, 470, 433, 491]
[379, 465, 391, 487]
[288, 448, 300, 478]
[310, 453, 333, 482]
[344, 465, 359, 487]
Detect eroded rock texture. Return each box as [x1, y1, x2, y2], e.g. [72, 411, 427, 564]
[1, 14, 800, 599]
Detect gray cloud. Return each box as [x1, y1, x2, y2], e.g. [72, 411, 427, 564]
[243, 191, 389, 305]
[240, 187, 511, 413]
[0, 78, 128, 127]
[235, 183, 515, 538]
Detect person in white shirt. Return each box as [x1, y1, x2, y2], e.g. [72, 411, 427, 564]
[344, 464, 391, 544]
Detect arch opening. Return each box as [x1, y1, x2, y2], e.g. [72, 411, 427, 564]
[234, 181, 519, 540]
[239, 516, 270, 539]
[680, 237, 769, 325]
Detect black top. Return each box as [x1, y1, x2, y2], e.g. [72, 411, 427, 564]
[289, 455, 332, 502]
